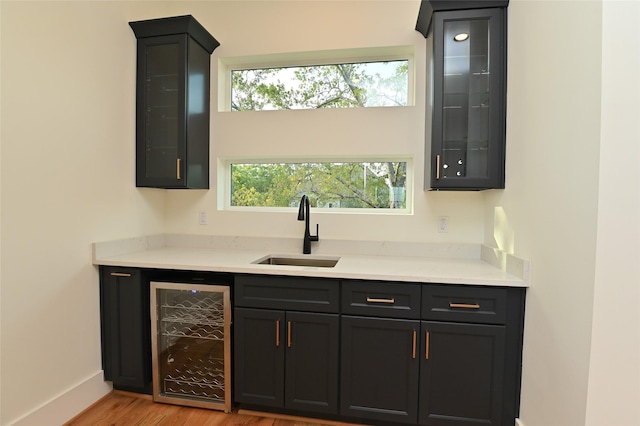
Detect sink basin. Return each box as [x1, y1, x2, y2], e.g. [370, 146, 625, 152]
[253, 255, 340, 268]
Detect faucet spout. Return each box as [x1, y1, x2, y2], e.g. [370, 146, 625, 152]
[297, 195, 319, 254]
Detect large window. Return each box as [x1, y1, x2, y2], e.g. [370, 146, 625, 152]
[228, 161, 410, 211]
[231, 60, 409, 111]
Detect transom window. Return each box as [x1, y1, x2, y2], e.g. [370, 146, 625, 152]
[229, 58, 410, 111]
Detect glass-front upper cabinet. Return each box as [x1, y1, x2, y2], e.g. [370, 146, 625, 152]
[129, 16, 219, 189]
[417, 4, 507, 190]
[140, 38, 181, 184]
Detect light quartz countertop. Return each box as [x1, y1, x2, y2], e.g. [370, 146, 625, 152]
[92, 234, 529, 288]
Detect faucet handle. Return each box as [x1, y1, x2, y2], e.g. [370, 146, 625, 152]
[310, 223, 319, 242]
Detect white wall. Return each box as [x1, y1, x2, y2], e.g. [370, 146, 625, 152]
[2, 1, 637, 425]
[484, 1, 603, 425]
[0, 1, 486, 424]
[585, 1, 640, 424]
[0, 2, 167, 424]
[159, 0, 487, 244]
[0, 3, 3, 423]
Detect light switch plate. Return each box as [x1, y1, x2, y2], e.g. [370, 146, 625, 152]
[199, 211, 208, 225]
[438, 216, 449, 233]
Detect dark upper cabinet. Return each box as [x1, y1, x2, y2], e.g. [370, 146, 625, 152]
[129, 16, 219, 189]
[99, 266, 152, 393]
[417, 2, 508, 190]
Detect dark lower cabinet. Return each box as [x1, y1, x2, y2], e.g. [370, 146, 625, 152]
[98, 268, 525, 426]
[285, 311, 339, 414]
[233, 308, 284, 407]
[419, 321, 506, 426]
[340, 316, 420, 424]
[234, 307, 339, 414]
[99, 266, 152, 393]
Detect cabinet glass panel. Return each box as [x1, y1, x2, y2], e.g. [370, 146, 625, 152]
[144, 43, 180, 180]
[151, 282, 231, 411]
[441, 17, 490, 179]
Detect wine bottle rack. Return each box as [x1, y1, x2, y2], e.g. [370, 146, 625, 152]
[151, 282, 231, 412]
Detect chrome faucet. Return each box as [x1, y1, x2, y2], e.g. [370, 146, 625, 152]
[297, 194, 319, 254]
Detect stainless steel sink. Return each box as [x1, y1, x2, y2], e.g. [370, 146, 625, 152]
[253, 255, 340, 268]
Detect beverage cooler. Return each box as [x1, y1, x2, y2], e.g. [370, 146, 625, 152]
[150, 281, 231, 412]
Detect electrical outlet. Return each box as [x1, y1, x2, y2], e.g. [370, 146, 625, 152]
[199, 211, 208, 225]
[438, 216, 449, 233]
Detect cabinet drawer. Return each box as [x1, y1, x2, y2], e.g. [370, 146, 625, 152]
[235, 275, 339, 313]
[422, 285, 507, 324]
[342, 281, 421, 319]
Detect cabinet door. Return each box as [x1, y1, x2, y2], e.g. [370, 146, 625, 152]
[340, 316, 420, 424]
[285, 312, 339, 414]
[429, 8, 506, 190]
[419, 321, 506, 426]
[99, 267, 152, 393]
[135, 35, 187, 188]
[233, 308, 285, 407]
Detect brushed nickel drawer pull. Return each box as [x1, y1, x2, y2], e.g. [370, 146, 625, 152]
[276, 320, 280, 347]
[412, 330, 417, 359]
[110, 272, 132, 277]
[436, 154, 441, 180]
[366, 297, 395, 304]
[449, 302, 481, 309]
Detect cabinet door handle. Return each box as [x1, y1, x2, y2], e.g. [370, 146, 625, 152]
[110, 272, 132, 277]
[425, 331, 430, 360]
[449, 302, 481, 310]
[287, 321, 292, 348]
[436, 154, 441, 180]
[176, 158, 182, 180]
[366, 297, 395, 304]
[275, 320, 280, 347]
[412, 330, 417, 359]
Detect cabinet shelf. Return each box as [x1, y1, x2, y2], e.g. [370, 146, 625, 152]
[444, 54, 490, 59]
[145, 146, 179, 151]
[147, 73, 179, 79]
[161, 314, 224, 329]
[161, 296, 225, 310]
[145, 114, 177, 119]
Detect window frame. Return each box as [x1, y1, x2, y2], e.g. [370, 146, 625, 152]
[217, 157, 414, 215]
[217, 46, 416, 112]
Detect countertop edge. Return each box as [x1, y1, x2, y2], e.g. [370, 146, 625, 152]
[92, 235, 530, 288]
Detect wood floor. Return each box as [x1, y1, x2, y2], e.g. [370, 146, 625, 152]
[65, 392, 359, 426]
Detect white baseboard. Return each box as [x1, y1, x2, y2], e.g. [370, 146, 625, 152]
[10, 371, 112, 426]
[516, 418, 526, 426]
